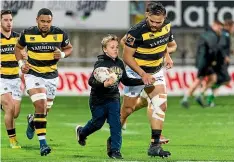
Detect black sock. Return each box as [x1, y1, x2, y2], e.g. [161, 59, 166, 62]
[7, 128, 16, 139]
[151, 129, 162, 145]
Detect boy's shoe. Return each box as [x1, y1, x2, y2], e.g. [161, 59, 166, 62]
[75, 125, 86, 146]
[26, 114, 35, 139]
[40, 144, 51, 156]
[109, 150, 123, 159]
[148, 144, 171, 158]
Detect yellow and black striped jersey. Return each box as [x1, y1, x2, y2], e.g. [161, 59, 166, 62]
[0, 31, 20, 79]
[18, 26, 70, 79]
[125, 19, 174, 73]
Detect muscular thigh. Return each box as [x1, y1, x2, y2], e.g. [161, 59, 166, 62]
[45, 77, 59, 100]
[0, 78, 22, 100]
[145, 84, 167, 98]
[122, 95, 139, 110]
[24, 74, 46, 91]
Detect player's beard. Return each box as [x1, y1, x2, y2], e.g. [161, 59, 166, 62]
[1, 25, 12, 32]
[40, 27, 50, 33]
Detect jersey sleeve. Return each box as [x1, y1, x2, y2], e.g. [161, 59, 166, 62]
[125, 27, 142, 48]
[61, 30, 70, 47]
[169, 28, 175, 42]
[17, 30, 27, 47]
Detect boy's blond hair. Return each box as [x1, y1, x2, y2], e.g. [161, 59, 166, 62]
[101, 34, 119, 49]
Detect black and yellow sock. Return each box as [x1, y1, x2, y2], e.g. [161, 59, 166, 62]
[34, 114, 47, 147]
[151, 129, 162, 145]
[7, 128, 16, 140]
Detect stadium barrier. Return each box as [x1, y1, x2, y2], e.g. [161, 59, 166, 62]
[20, 66, 234, 96]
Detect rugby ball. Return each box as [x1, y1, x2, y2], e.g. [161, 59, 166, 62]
[93, 67, 118, 83]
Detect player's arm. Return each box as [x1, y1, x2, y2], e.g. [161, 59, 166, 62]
[167, 29, 177, 54]
[54, 31, 73, 59]
[123, 33, 154, 85]
[167, 40, 177, 53]
[123, 34, 145, 77]
[164, 32, 177, 69]
[61, 43, 73, 58]
[120, 35, 127, 47]
[15, 31, 26, 62]
[15, 30, 30, 73]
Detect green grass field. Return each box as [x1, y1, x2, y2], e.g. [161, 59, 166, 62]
[1, 96, 234, 162]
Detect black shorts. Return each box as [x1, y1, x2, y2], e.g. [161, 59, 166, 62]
[215, 65, 230, 85]
[197, 66, 215, 79]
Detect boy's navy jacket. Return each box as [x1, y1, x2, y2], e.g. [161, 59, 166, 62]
[89, 53, 144, 106]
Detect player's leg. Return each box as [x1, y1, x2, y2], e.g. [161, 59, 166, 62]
[196, 69, 217, 107]
[12, 77, 23, 119]
[181, 68, 204, 108]
[120, 95, 139, 127]
[124, 90, 170, 144]
[9, 77, 22, 145]
[121, 96, 148, 130]
[121, 66, 145, 128]
[207, 66, 230, 106]
[145, 85, 170, 158]
[76, 103, 107, 146]
[1, 93, 21, 149]
[26, 77, 58, 139]
[13, 100, 21, 119]
[24, 74, 51, 156]
[1, 79, 21, 149]
[145, 70, 171, 158]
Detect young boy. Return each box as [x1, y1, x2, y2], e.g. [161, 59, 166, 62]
[75, 34, 144, 159]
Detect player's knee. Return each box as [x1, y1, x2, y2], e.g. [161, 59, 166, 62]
[14, 110, 20, 119]
[3, 103, 14, 115]
[46, 101, 53, 109]
[151, 94, 167, 121]
[135, 97, 148, 110]
[31, 93, 47, 112]
[121, 105, 135, 117]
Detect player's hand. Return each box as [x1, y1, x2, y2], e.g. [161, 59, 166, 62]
[21, 62, 30, 74]
[22, 51, 28, 60]
[104, 77, 116, 87]
[54, 47, 65, 59]
[164, 53, 173, 70]
[142, 73, 154, 85]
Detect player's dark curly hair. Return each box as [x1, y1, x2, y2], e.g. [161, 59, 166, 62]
[1, 10, 12, 18]
[37, 8, 53, 17]
[146, 1, 166, 16]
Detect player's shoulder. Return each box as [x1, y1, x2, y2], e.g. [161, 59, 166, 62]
[161, 19, 172, 29]
[163, 19, 171, 26]
[12, 31, 20, 37]
[51, 26, 66, 34]
[21, 26, 37, 34]
[128, 19, 148, 35]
